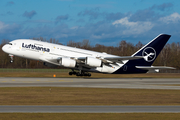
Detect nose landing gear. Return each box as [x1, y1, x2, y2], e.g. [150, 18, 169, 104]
[9, 54, 13, 63]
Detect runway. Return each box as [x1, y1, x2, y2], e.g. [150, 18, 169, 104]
[1, 77, 180, 113]
[0, 77, 180, 89]
[1, 105, 180, 113]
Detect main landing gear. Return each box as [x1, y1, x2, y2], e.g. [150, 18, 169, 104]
[69, 70, 91, 77]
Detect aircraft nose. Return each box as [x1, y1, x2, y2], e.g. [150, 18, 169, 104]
[2, 45, 8, 53]
[2, 45, 5, 52]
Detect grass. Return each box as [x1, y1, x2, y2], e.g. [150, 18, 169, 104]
[0, 87, 180, 105]
[0, 71, 180, 78]
[0, 68, 70, 72]
[0, 68, 180, 78]
[0, 113, 180, 120]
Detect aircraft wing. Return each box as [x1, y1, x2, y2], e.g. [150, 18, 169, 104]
[40, 56, 144, 66]
[76, 56, 143, 64]
[102, 56, 143, 64]
[136, 66, 176, 73]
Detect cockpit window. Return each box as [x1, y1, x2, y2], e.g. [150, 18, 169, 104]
[8, 43, 12, 45]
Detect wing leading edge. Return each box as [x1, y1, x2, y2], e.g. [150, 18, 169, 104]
[75, 56, 144, 64]
[103, 56, 143, 64]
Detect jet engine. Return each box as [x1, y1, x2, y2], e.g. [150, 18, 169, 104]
[59, 57, 76, 68]
[85, 57, 102, 67]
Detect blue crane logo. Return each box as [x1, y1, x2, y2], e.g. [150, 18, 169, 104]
[142, 47, 156, 62]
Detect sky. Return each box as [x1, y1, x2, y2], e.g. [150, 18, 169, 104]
[0, 0, 180, 46]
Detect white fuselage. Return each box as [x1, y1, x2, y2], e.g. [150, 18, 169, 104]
[2, 39, 124, 73]
[2, 34, 174, 75]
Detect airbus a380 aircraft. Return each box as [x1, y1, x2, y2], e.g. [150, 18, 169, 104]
[2, 34, 175, 76]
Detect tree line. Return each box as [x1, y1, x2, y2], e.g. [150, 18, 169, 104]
[0, 38, 180, 69]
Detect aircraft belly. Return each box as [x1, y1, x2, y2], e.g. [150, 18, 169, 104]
[92, 64, 120, 73]
[14, 50, 39, 60]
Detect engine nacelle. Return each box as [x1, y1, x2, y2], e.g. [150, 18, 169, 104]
[59, 57, 76, 68]
[85, 57, 102, 67]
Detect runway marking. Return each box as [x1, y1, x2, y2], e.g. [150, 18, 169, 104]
[67, 80, 73, 82]
[59, 80, 73, 82]
[59, 80, 65, 82]
[23, 82, 33, 83]
[49, 81, 54, 82]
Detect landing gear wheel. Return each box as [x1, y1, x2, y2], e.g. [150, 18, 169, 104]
[69, 69, 77, 75]
[87, 73, 91, 77]
[72, 70, 91, 77]
[76, 72, 80, 76]
[85, 73, 91, 77]
[69, 72, 73, 75]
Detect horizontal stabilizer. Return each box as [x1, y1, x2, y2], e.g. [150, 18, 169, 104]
[136, 66, 175, 73]
[136, 66, 176, 70]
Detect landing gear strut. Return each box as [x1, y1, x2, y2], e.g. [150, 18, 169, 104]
[9, 54, 13, 63]
[69, 69, 91, 77]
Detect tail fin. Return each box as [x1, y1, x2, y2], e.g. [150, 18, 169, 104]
[131, 34, 171, 66]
